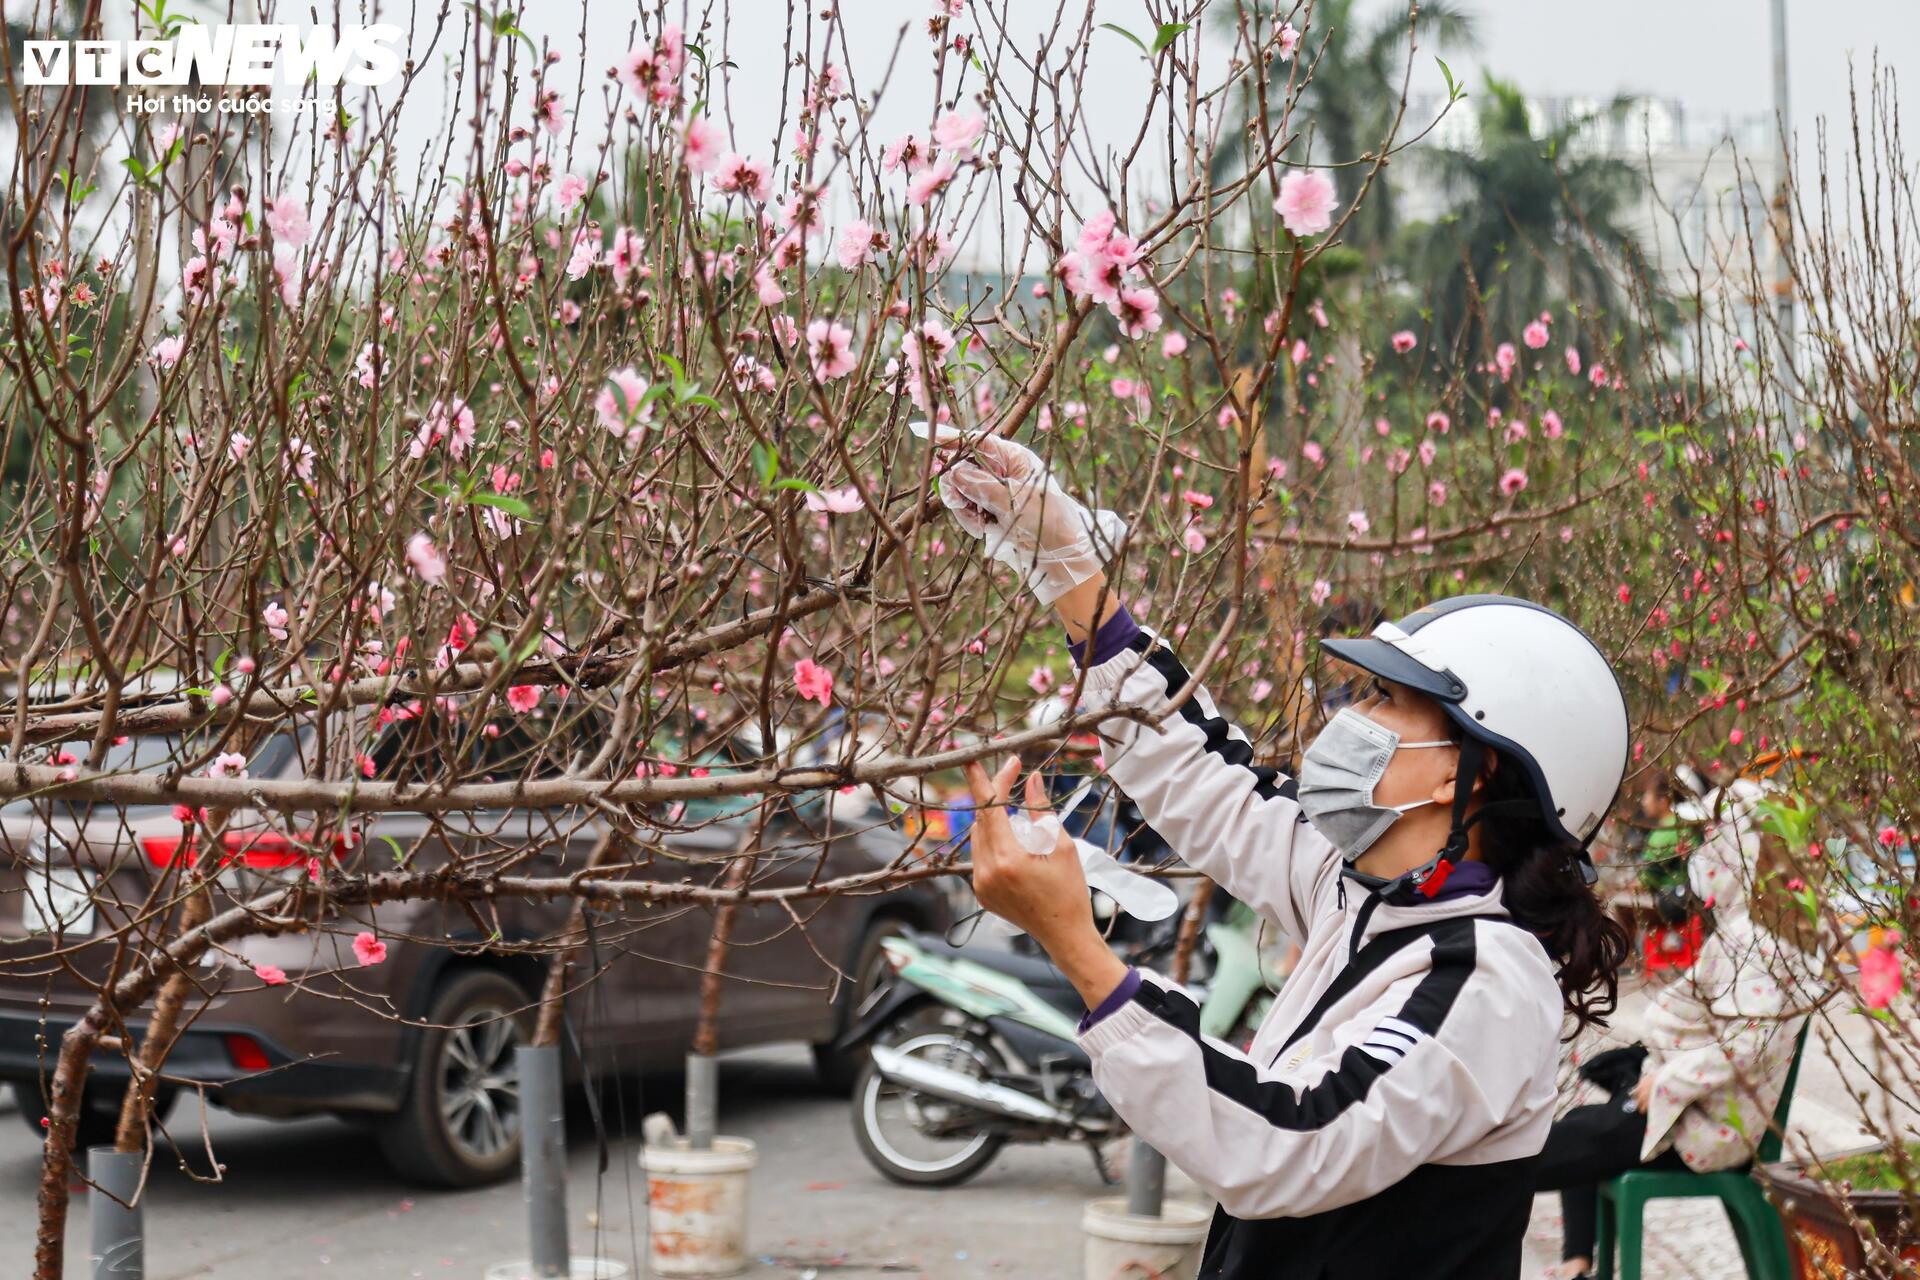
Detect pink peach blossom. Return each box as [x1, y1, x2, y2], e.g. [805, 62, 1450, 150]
[1862, 943, 1903, 1009]
[714, 153, 771, 200]
[907, 156, 958, 205]
[266, 194, 309, 248]
[793, 658, 835, 706]
[683, 116, 724, 173]
[406, 533, 446, 584]
[1275, 170, 1336, 236]
[932, 108, 985, 157]
[352, 931, 388, 967]
[807, 319, 857, 381]
[805, 486, 863, 514]
[595, 367, 652, 436]
[836, 219, 885, 270]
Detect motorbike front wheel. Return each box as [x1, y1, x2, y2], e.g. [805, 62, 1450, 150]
[851, 1017, 1010, 1187]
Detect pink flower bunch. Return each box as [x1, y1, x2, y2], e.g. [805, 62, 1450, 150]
[1494, 342, 1518, 381]
[616, 24, 686, 109]
[900, 319, 955, 410]
[1055, 210, 1161, 339]
[837, 219, 888, 270]
[410, 399, 476, 460]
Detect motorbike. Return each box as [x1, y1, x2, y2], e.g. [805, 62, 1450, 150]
[838, 909, 1282, 1188]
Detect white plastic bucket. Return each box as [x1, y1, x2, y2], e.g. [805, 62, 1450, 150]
[638, 1137, 756, 1277]
[483, 1259, 628, 1280]
[1081, 1198, 1211, 1280]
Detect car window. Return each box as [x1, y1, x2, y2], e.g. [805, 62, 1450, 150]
[367, 703, 589, 789]
[1, 730, 299, 816]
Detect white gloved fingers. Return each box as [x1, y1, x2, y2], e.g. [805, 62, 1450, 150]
[964, 432, 1044, 483]
[938, 462, 1018, 540]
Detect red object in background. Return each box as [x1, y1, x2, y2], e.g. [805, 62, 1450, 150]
[223, 1033, 272, 1072]
[1643, 915, 1704, 972]
[141, 831, 347, 869]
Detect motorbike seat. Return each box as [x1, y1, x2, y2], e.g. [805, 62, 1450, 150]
[903, 928, 1080, 991]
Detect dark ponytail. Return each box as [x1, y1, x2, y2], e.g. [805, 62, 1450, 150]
[1473, 748, 1631, 1034]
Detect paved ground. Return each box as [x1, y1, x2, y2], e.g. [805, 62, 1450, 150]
[0, 1045, 1196, 1279]
[0, 985, 1896, 1279]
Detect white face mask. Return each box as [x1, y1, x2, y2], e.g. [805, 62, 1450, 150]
[1296, 707, 1454, 862]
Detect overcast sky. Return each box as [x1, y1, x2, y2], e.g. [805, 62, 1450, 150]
[467, 0, 1918, 267]
[1363, 0, 1917, 131]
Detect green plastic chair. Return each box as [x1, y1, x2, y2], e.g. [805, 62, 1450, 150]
[1594, 1023, 1810, 1280]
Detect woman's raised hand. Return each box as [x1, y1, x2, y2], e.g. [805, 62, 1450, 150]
[927, 427, 1127, 607]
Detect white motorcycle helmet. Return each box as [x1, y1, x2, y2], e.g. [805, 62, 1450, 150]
[1319, 594, 1629, 880]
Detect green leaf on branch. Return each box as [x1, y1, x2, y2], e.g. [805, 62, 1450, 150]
[1151, 22, 1190, 55]
[1099, 22, 1150, 57]
[771, 477, 819, 494]
[750, 442, 778, 490]
[1437, 57, 1464, 103]
[468, 492, 534, 521]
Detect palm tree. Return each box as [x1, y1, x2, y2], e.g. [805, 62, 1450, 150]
[1395, 76, 1660, 357]
[1215, 0, 1479, 250]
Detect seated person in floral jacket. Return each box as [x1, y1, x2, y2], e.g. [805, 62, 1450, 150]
[1531, 773, 1829, 1279]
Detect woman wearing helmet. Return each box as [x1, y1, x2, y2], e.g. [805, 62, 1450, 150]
[942, 432, 1631, 1279]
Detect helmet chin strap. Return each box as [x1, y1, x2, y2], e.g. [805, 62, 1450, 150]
[1343, 736, 1487, 903]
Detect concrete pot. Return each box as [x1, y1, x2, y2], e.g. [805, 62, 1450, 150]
[1081, 1197, 1211, 1280]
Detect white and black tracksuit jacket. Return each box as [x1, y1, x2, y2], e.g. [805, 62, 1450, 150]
[1075, 629, 1563, 1279]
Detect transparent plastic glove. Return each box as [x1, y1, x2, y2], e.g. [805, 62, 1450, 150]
[976, 835, 1179, 937]
[913, 422, 1127, 606]
[1074, 837, 1179, 922]
[1007, 810, 1065, 857]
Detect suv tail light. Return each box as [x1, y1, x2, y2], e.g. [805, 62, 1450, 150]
[141, 832, 347, 869]
[223, 1034, 271, 1072]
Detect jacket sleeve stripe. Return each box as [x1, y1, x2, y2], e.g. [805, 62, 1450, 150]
[1128, 923, 1479, 1133]
[1129, 633, 1298, 803]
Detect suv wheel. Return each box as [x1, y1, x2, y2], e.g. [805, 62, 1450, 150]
[378, 969, 532, 1187]
[812, 917, 911, 1091]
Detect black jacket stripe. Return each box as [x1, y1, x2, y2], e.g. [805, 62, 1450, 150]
[1131, 920, 1479, 1133]
[1128, 632, 1298, 803]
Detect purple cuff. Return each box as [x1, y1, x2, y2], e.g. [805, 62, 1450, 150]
[1069, 606, 1141, 669]
[1077, 967, 1142, 1035]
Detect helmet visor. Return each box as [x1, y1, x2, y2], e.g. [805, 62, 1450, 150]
[1319, 636, 1467, 704]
